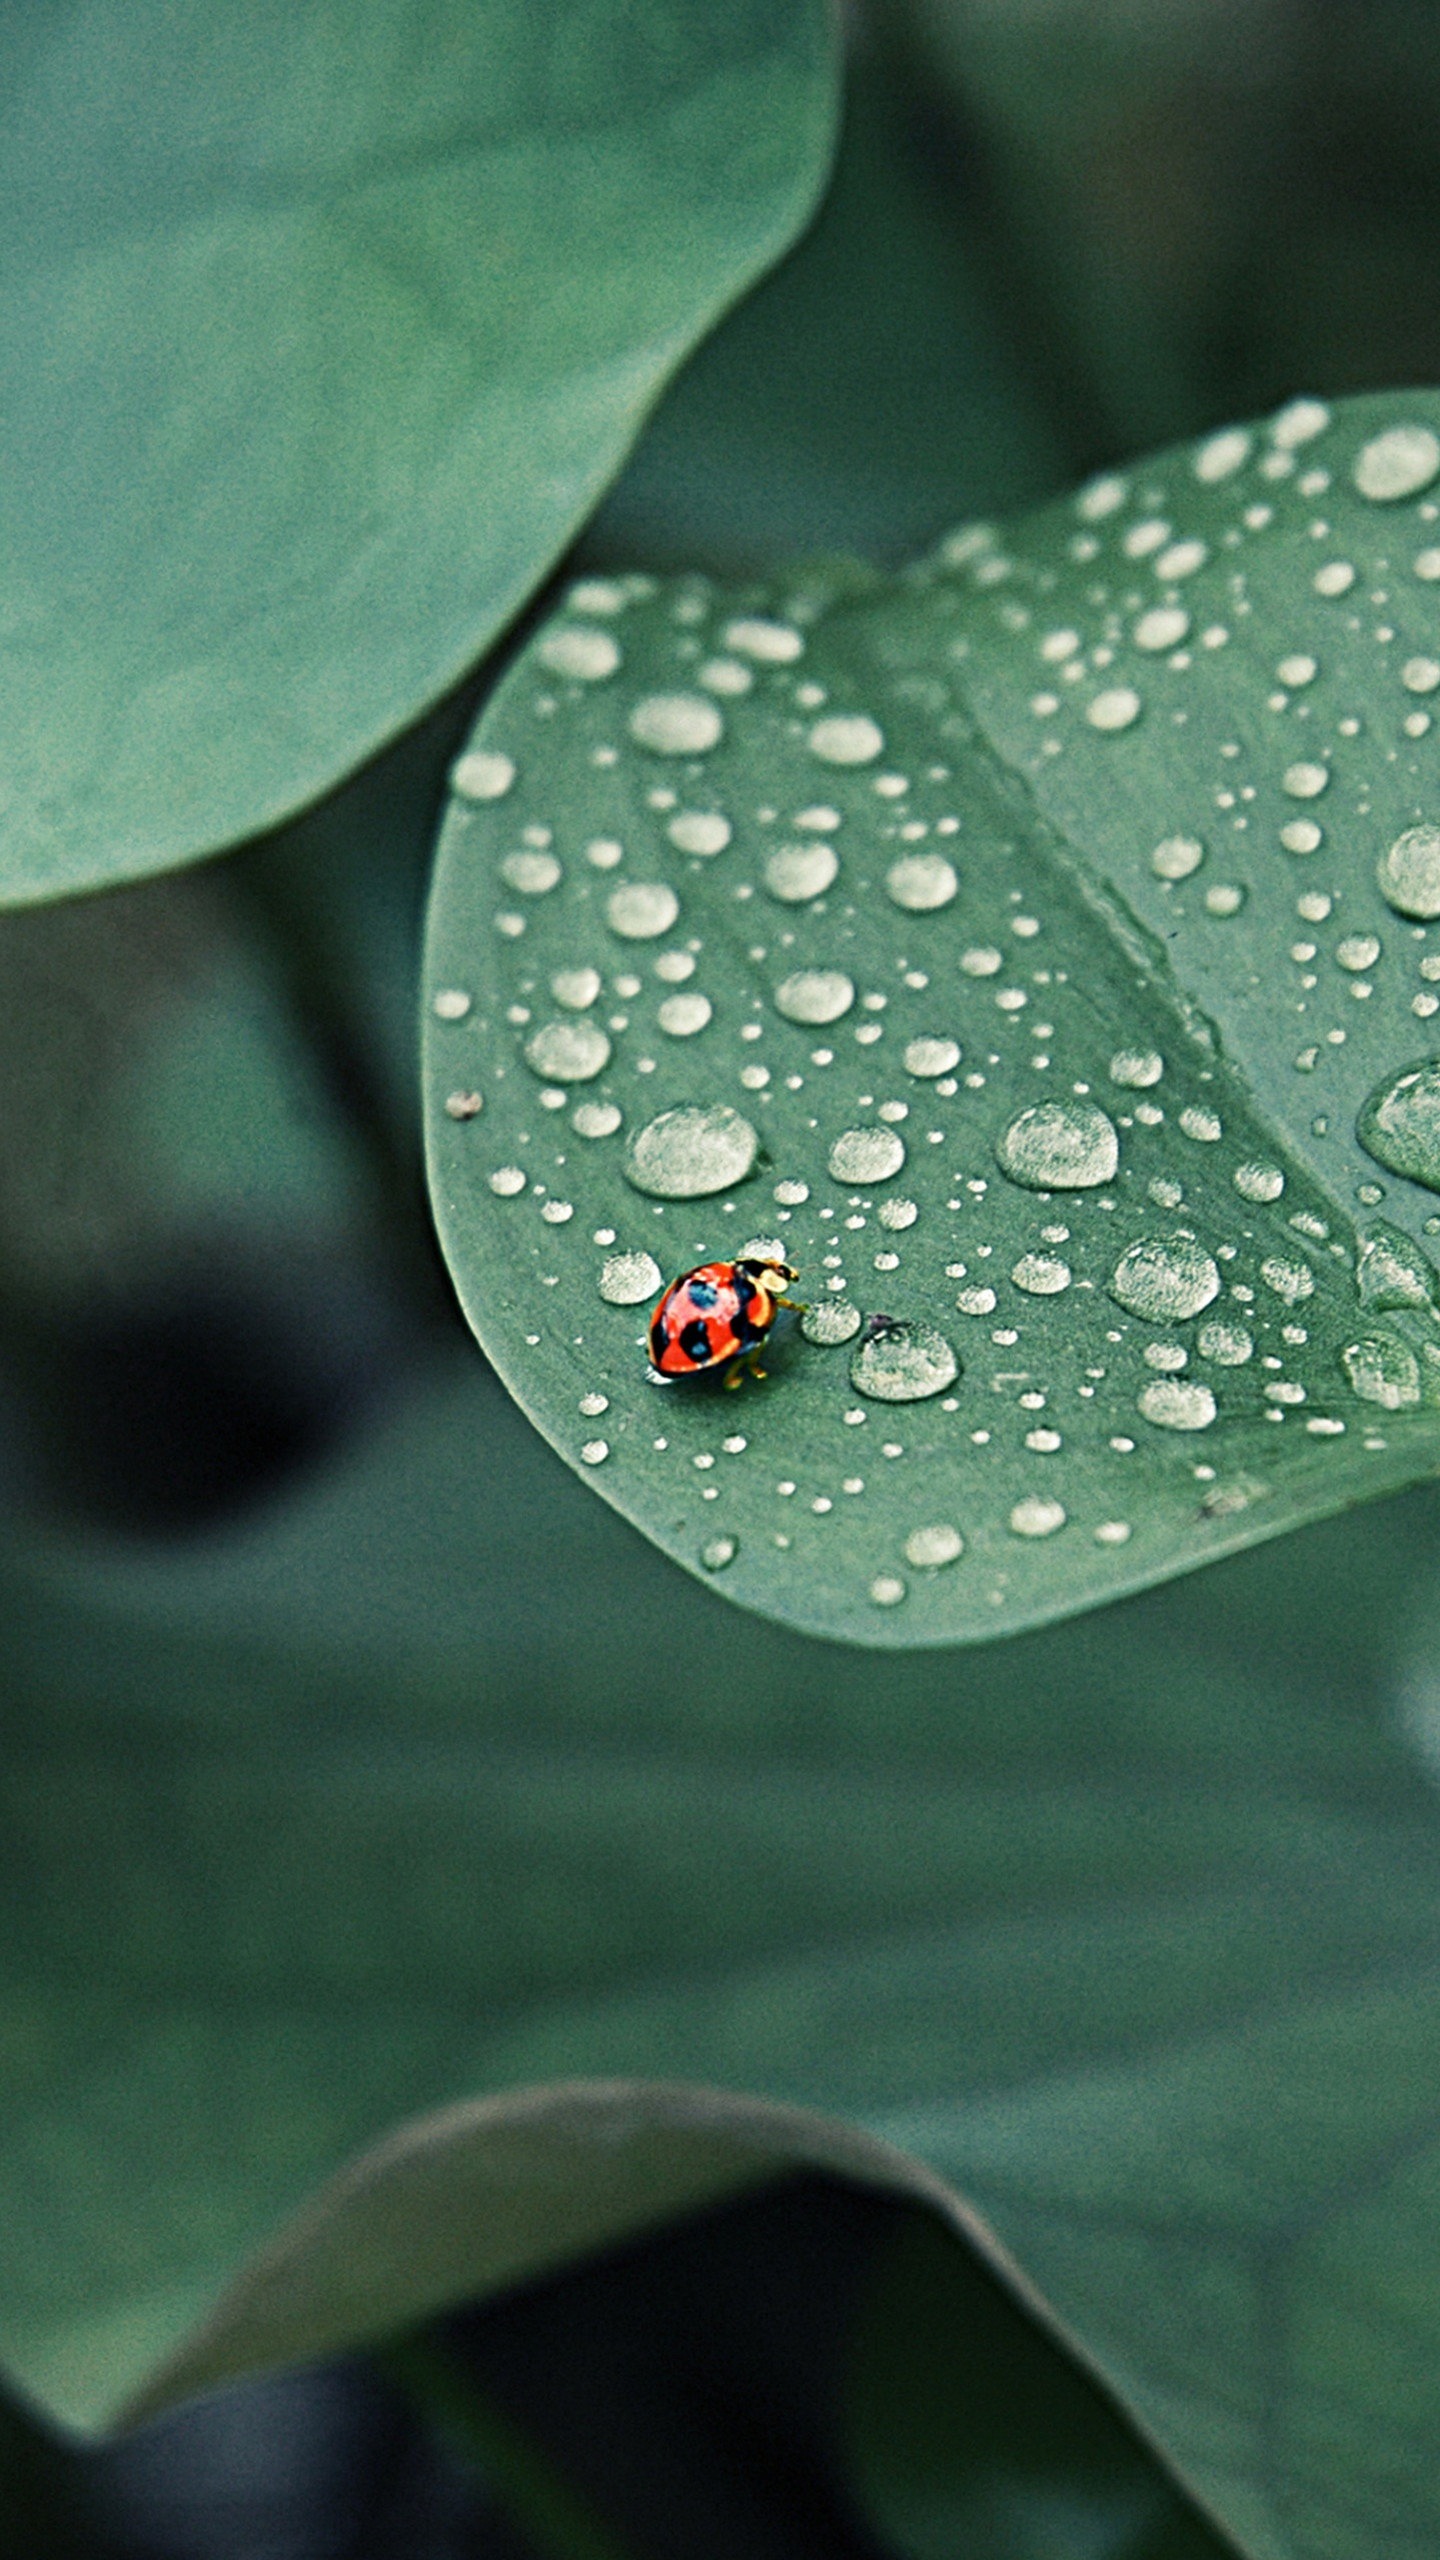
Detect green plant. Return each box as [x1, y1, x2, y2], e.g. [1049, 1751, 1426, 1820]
[7, 6, 1440, 2558]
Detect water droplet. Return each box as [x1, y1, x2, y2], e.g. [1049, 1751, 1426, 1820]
[538, 625, 621, 681]
[433, 987, 472, 1022]
[766, 841, 838, 901]
[1353, 423, 1440, 501]
[1094, 1519, 1132, 1545]
[1198, 1321, 1253, 1364]
[1179, 1105, 1222, 1142]
[599, 1251, 663, 1305]
[1273, 397, 1330, 447]
[955, 1286, 997, 1315]
[802, 1298, 863, 1347]
[1357, 1222, 1436, 1309]
[961, 947, 1002, 977]
[1358, 1060, 1440, 1190]
[1342, 1335, 1421, 1409]
[1012, 1252, 1072, 1295]
[655, 951, 696, 985]
[580, 1439, 610, 1465]
[1233, 1161, 1285, 1204]
[1087, 687, 1142, 732]
[886, 854, 959, 912]
[490, 1166, 526, 1196]
[1110, 1237, 1220, 1321]
[657, 992, 712, 1037]
[702, 1535, 738, 1570]
[625, 1104, 759, 1199]
[1260, 1255, 1315, 1304]
[1134, 606, 1189, 651]
[1151, 835, 1203, 881]
[870, 1573, 907, 1607]
[1314, 561, 1355, 598]
[850, 1318, 958, 1402]
[1139, 1378, 1217, 1431]
[502, 850, 561, 895]
[1283, 761, 1328, 799]
[573, 1101, 622, 1139]
[774, 1178, 810, 1206]
[996, 1099, 1119, 1190]
[1378, 824, 1440, 919]
[452, 749, 515, 801]
[905, 1523, 964, 1568]
[1110, 1048, 1164, 1088]
[1195, 427, 1251, 481]
[1281, 820, 1323, 856]
[722, 617, 804, 664]
[444, 1089, 482, 1121]
[767, 969, 850, 1030]
[1403, 657, 1440, 695]
[1010, 1496, 1065, 1537]
[586, 837, 624, 870]
[551, 967, 602, 1010]
[668, 811, 731, 856]
[903, 1036, 961, 1078]
[524, 1019, 611, 1082]
[829, 1127, 907, 1183]
[1336, 934, 1381, 972]
[1156, 539, 1207, 579]
[808, 714, 884, 766]
[629, 694, 723, 754]
[607, 882, 680, 940]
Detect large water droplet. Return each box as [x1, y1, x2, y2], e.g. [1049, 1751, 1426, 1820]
[625, 1104, 759, 1199]
[1012, 1252, 1072, 1295]
[850, 1318, 958, 1402]
[904, 1036, 961, 1077]
[1342, 1335, 1422, 1409]
[829, 1127, 907, 1183]
[538, 625, 621, 681]
[1356, 1222, 1437, 1309]
[524, 1019, 612, 1081]
[802, 1299, 862, 1345]
[599, 1251, 663, 1305]
[1138, 1378, 1217, 1431]
[1110, 1237, 1220, 1321]
[808, 714, 884, 765]
[1378, 824, 1440, 920]
[607, 882, 680, 940]
[1358, 1060, 1440, 1190]
[766, 841, 838, 901]
[775, 969, 854, 1026]
[905, 1523, 964, 1568]
[629, 694, 723, 754]
[885, 854, 959, 912]
[996, 1100, 1119, 1190]
[1353, 423, 1440, 502]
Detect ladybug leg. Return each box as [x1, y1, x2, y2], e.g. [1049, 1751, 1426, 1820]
[774, 1293, 806, 1311]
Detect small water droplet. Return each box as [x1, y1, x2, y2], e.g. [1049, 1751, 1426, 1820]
[1138, 1377, 1217, 1431]
[538, 625, 621, 681]
[808, 714, 884, 766]
[885, 854, 959, 912]
[1134, 606, 1189, 652]
[1012, 1252, 1072, 1295]
[1156, 539, 1207, 579]
[1342, 1335, 1422, 1409]
[1313, 561, 1355, 598]
[1010, 1496, 1066, 1538]
[1260, 1255, 1315, 1304]
[1094, 1519, 1132, 1545]
[773, 969, 853, 1027]
[1110, 1049, 1164, 1088]
[766, 841, 838, 901]
[573, 1101, 623, 1139]
[1356, 1222, 1436, 1309]
[722, 617, 804, 663]
[580, 1439, 610, 1465]
[802, 1299, 862, 1345]
[599, 1251, 663, 1305]
[629, 693, 724, 754]
[1151, 835, 1203, 881]
[490, 1166, 527, 1196]
[1273, 397, 1330, 447]
[502, 850, 561, 895]
[869, 1573, 907, 1606]
[1402, 658, 1440, 695]
[903, 1036, 961, 1078]
[1195, 427, 1251, 481]
[1110, 1237, 1220, 1321]
[850, 1318, 958, 1402]
[1353, 423, 1440, 502]
[433, 987, 472, 1020]
[1179, 1105, 1222, 1142]
[996, 1099, 1119, 1190]
[1087, 687, 1142, 732]
[452, 749, 516, 801]
[1358, 1060, 1440, 1190]
[1283, 761, 1329, 800]
[625, 1104, 759, 1199]
[701, 1534, 738, 1570]
[607, 882, 680, 940]
[1336, 934, 1382, 972]
[1378, 824, 1440, 920]
[905, 1523, 964, 1568]
[1234, 1160, 1285, 1203]
[524, 1019, 611, 1082]
[668, 811, 731, 856]
[1198, 1321, 1253, 1364]
[657, 992, 712, 1037]
[829, 1128, 906, 1184]
[551, 967, 602, 1010]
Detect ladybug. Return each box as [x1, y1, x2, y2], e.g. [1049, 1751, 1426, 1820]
[648, 1255, 802, 1388]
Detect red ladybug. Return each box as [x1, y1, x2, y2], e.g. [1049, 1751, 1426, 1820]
[648, 1255, 802, 1387]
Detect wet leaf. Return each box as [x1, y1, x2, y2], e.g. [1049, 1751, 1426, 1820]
[425, 389, 1440, 1644]
[0, 0, 835, 905]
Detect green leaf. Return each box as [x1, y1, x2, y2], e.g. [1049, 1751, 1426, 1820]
[424, 387, 1440, 1645]
[0, 0, 836, 906]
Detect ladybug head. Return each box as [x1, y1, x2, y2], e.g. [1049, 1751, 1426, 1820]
[736, 1254, 798, 1296]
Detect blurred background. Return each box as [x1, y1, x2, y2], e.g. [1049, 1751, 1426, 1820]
[12, 3, 1440, 2553]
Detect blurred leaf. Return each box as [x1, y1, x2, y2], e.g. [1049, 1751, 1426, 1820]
[423, 389, 1440, 1644]
[0, 0, 836, 905]
[4, 1341, 1440, 2554]
[0, 2377, 112, 2556]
